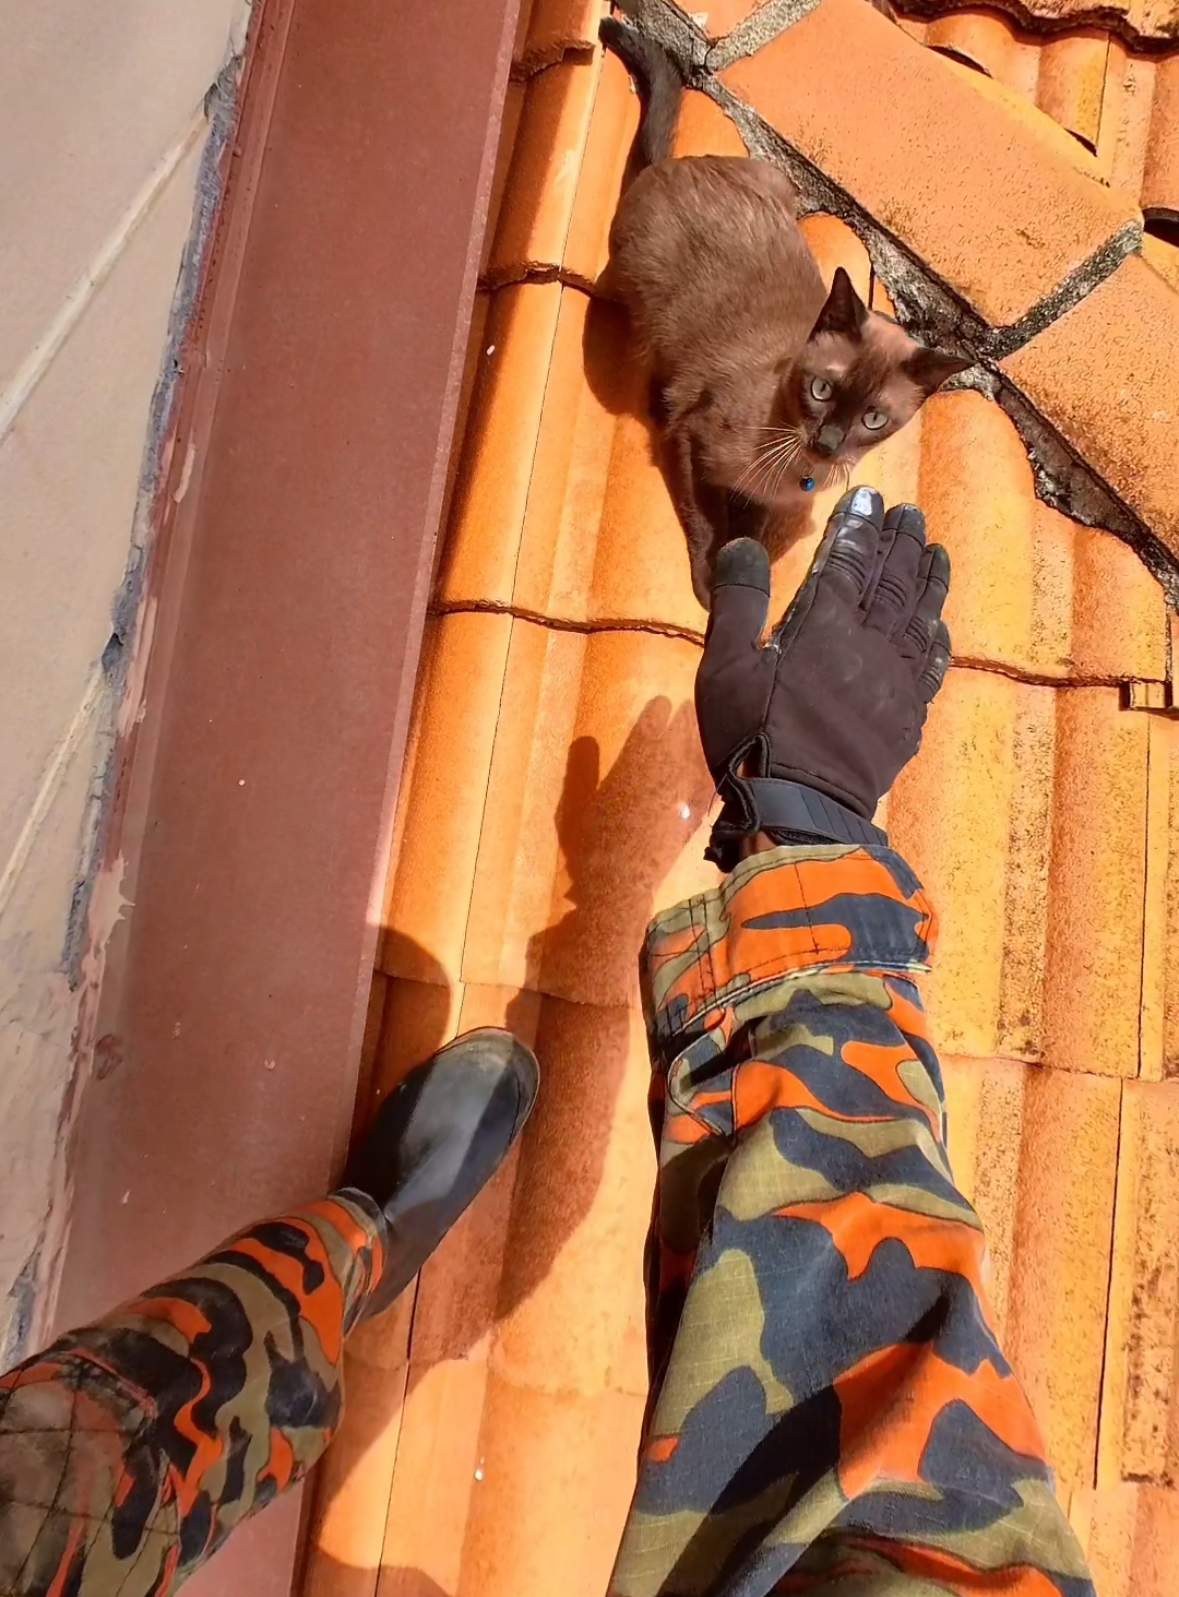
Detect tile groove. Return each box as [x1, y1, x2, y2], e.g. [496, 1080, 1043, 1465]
[432, 600, 1168, 689]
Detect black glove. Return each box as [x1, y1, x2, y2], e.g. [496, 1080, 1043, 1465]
[695, 485, 951, 872]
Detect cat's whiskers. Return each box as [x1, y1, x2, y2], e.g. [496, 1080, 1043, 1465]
[735, 428, 804, 499]
[767, 437, 805, 499]
[734, 433, 800, 498]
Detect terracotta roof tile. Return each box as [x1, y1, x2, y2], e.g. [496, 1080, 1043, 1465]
[917, 391, 1041, 674]
[457, 1378, 644, 1597]
[1043, 688, 1150, 1076]
[515, 0, 606, 74]
[1143, 720, 1179, 1077]
[1001, 254, 1179, 560]
[490, 997, 651, 1396]
[797, 213, 872, 301]
[486, 57, 601, 284]
[490, 45, 748, 290]
[914, 388, 1167, 679]
[925, 8, 1028, 85]
[1036, 30, 1110, 148]
[441, 283, 706, 631]
[462, 622, 589, 990]
[889, 670, 1054, 1059]
[302, 1295, 414, 1597]
[939, 52, 1104, 177]
[381, 611, 513, 985]
[868, 11, 1179, 229]
[371, 977, 463, 1099]
[483, 89, 527, 276]
[1075, 1484, 1179, 1597]
[896, 0, 1179, 44]
[720, 0, 1140, 327]
[564, 49, 640, 283]
[1053, 507, 1169, 681]
[1101, 1081, 1179, 1491]
[939, 1054, 1030, 1332]
[1142, 229, 1179, 286]
[376, 1359, 491, 1596]
[1107, 51, 1156, 196]
[1003, 1070, 1120, 1493]
[1142, 53, 1179, 224]
[672, 81, 749, 156]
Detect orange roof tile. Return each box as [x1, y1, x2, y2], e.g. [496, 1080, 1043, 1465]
[719, 0, 1140, 328]
[1001, 255, 1179, 557]
[894, 0, 1179, 45]
[1072, 1484, 1179, 1597]
[301, 3, 1179, 1592]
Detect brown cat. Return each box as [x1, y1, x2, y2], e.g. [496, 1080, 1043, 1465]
[599, 20, 970, 605]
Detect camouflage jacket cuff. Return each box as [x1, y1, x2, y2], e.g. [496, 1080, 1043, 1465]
[642, 843, 937, 1048]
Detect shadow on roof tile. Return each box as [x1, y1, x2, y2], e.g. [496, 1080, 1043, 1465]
[491, 995, 651, 1395]
[462, 622, 715, 1004]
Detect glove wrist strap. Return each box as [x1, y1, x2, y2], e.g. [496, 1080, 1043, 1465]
[705, 777, 887, 871]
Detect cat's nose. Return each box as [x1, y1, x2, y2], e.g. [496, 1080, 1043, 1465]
[813, 424, 844, 458]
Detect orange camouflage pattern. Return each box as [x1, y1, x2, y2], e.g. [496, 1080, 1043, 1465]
[0, 1194, 383, 1597]
[611, 842, 1095, 1597]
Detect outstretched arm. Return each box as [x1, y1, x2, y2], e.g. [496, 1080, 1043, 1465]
[609, 489, 1094, 1597]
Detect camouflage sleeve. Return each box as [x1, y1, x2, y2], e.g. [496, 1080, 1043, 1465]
[610, 842, 1095, 1597]
[0, 1194, 383, 1597]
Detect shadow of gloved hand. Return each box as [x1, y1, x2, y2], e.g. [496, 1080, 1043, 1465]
[695, 484, 952, 872]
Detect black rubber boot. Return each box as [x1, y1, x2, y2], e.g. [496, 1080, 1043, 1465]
[338, 1027, 539, 1319]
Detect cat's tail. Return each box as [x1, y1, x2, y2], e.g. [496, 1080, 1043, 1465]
[599, 17, 684, 172]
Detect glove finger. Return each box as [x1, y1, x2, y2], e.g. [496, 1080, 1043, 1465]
[774, 486, 884, 648]
[917, 618, 952, 703]
[900, 543, 951, 656]
[863, 503, 927, 637]
[703, 537, 771, 660]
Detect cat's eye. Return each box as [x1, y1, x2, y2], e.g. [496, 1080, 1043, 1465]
[809, 376, 834, 402]
[862, 408, 889, 431]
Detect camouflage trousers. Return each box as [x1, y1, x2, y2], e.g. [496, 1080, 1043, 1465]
[0, 1195, 384, 1597]
[610, 843, 1096, 1597]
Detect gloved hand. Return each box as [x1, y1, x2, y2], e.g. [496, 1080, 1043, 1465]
[695, 485, 951, 871]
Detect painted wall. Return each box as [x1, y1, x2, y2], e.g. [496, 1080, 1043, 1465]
[0, 0, 251, 1361]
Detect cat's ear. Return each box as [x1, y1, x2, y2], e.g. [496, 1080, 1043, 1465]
[809, 267, 869, 340]
[905, 348, 972, 395]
